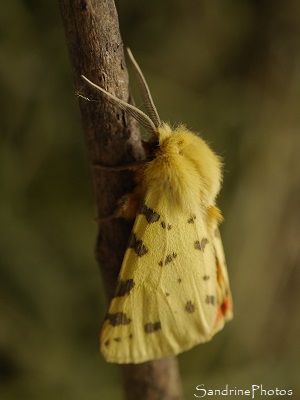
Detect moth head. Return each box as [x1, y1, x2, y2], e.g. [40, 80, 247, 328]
[81, 50, 222, 206]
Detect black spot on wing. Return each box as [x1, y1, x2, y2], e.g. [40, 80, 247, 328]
[194, 238, 209, 251]
[114, 279, 135, 297]
[139, 203, 160, 223]
[188, 214, 196, 223]
[202, 275, 210, 281]
[158, 252, 177, 266]
[128, 232, 148, 256]
[205, 295, 216, 306]
[165, 252, 177, 264]
[114, 337, 121, 342]
[194, 240, 201, 250]
[201, 238, 209, 251]
[106, 312, 131, 326]
[161, 221, 172, 230]
[144, 321, 161, 333]
[185, 301, 195, 313]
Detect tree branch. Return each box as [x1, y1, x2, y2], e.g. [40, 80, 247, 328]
[58, 1, 183, 399]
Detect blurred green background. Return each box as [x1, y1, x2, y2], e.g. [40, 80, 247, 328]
[1, 1, 300, 399]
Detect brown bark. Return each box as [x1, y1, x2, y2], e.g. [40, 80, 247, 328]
[58, 1, 183, 399]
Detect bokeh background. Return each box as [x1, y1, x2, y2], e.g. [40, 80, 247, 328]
[1, 1, 300, 399]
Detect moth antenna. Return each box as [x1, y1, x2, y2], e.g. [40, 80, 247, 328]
[81, 75, 158, 136]
[127, 48, 161, 129]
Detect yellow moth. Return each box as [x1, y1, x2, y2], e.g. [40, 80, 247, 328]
[82, 49, 233, 364]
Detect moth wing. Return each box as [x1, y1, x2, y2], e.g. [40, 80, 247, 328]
[100, 193, 230, 364]
[211, 226, 233, 333]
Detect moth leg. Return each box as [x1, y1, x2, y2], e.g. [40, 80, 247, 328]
[94, 160, 147, 223]
[115, 192, 141, 220]
[96, 192, 141, 223]
[92, 158, 151, 172]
